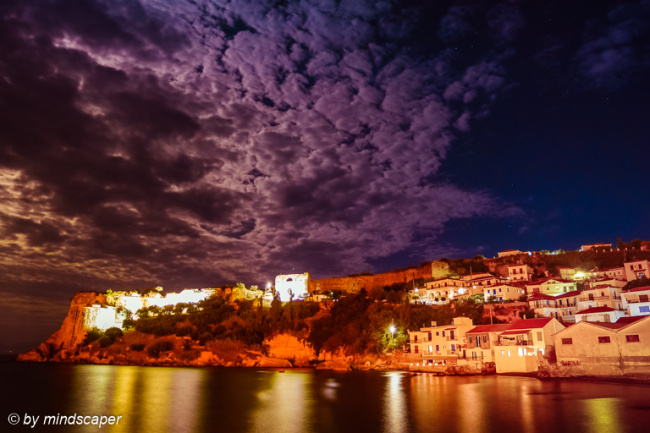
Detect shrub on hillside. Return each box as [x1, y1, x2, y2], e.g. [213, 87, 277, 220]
[147, 340, 174, 358]
[83, 328, 104, 346]
[129, 344, 145, 351]
[105, 327, 124, 342]
[98, 336, 113, 348]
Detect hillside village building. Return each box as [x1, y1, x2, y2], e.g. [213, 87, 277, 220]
[591, 266, 625, 281]
[508, 264, 534, 282]
[466, 324, 511, 363]
[581, 243, 612, 252]
[493, 318, 565, 373]
[624, 260, 650, 281]
[525, 278, 576, 296]
[275, 273, 311, 302]
[555, 316, 650, 376]
[576, 285, 623, 311]
[621, 286, 650, 317]
[483, 284, 526, 302]
[498, 249, 526, 258]
[574, 306, 626, 323]
[408, 317, 474, 363]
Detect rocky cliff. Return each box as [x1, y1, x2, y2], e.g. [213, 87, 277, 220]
[18, 292, 105, 362]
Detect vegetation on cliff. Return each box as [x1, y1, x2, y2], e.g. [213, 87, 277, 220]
[116, 289, 489, 360]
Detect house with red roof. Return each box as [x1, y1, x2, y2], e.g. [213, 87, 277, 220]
[555, 316, 650, 376]
[621, 286, 650, 317]
[466, 324, 512, 365]
[493, 318, 565, 373]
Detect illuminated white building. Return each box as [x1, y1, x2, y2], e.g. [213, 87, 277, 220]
[84, 288, 215, 331]
[275, 273, 311, 302]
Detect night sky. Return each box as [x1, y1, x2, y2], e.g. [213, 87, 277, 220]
[1, 0, 649, 351]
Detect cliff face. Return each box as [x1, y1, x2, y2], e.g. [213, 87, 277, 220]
[18, 292, 106, 362]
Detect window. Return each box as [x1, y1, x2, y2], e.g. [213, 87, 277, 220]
[537, 331, 543, 341]
[414, 346, 419, 353]
[562, 338, 573, 345]
[598, 336, 611, 343]
[640, 306, 650, 314]
[436, 331, 439, 336]
[626, 335, 640, 343]
[442, 331, 445, 337]
[507, 350, 511, 357]
[588, 294, 594, 301]
[414, 335, 418, 343]
[483, 335, 487, 343]
[501, 350, 505, 356]
[436, 345, 439, 351]
[428, 332, 432, 341]
[640, 294, 649, 303]
[451, 344, 456, 352]
[428, 345, 433, 352]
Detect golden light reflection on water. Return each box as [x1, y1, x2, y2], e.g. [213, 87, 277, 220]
[457, 382, 484, 433]
[519, 383, 536, 433]
[250, 371, 314, 433]
[110, 366, 136, 426]
[69, 366, 206, 433]
[383, 372, 408, 433]
[582, 398, 622, 433]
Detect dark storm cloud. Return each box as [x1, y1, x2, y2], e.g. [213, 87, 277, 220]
[574, 0, 650, 90]
[0, 0, 527, 323]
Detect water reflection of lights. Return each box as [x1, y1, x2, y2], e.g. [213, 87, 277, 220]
[583, 398, 622, 433]
[251, 372, 314, 433]
[322, 378, 340, 401]
[383, 372, 408, 433]
[520, 384, 535, 433]
[458, 382, 484, 433]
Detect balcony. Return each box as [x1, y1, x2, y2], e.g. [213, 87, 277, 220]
[498, 339, 530, 346]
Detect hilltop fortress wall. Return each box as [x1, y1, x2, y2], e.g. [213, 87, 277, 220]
[312, 263, 434, 293]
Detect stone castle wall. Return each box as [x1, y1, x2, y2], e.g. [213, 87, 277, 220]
[312, 264, 433, 293]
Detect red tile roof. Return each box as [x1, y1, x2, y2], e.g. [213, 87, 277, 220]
[576, 306, 616, 315]
[528, 293, 555, 301]
[582, 322, 626, 330]
[554, 291, 581, 298]
[467, 324, 512, 334]
[507, 318, 553, 330]
[615, 316, 644, 325]
[623, 286, 650, 293]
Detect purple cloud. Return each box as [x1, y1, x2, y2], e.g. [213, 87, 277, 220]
[0, 0, 522, 305]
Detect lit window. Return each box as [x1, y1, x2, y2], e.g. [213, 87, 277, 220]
[640, 306, 650, 314]
[598, 336, 611, 344]
[507, 350, 511, 357]
[626, 335, 640, 343]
